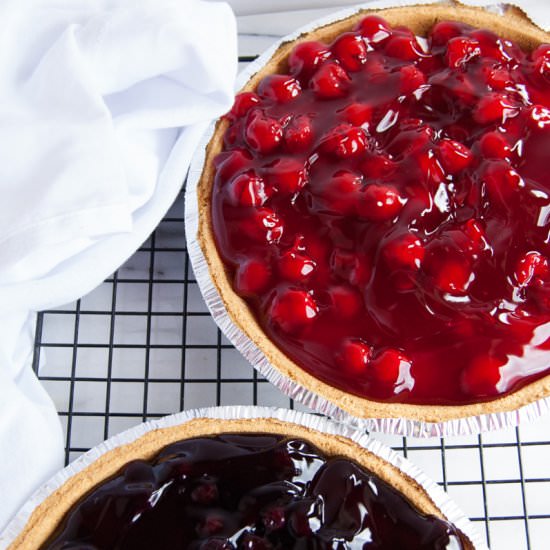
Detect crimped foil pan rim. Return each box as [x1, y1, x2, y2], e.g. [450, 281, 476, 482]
[184, 0, 550, 438]
[0, 406, 487, 550]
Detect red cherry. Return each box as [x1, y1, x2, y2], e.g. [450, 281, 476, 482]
[320, 124, 367, 158]
[226, 171, 269, 207]
[461, 355, 503, 397]
[401, 116, 435, 133]
[530, 284, 550, 313]
[258, 74, 302, 103]
[433, 259, 472, 294]
[244, 111, 283, 154]
[354, 15, 391, 44]
[269, 289, 319, 333]
[417, 53, 444, 74]
[369, 349, 412, 386]
[331, 32, 369, 72]
[310, 61, 351, 99]
[358, 184, 404, 221]
[515, 251, 549, 286]
[429, 21, 465, 48]
[328, 285, 363, 318]
[389, 271, 418, 292]
[532, 44, 550, 64]
[470, 29, 511, 63]
[480, 161, 524, 200]
[443, 123, 469, 143]
[288, 40, 331, 77]
[278, 248, 316, 282]
[363, 55, 387, 80]
[528, 104, 550, 129]
[331, 249, 356, 281]
[445, 36, 481, 68]
[240, 207, 284, 244]
[339, 102, 372, 126]
[383, 233, 424, 270]
[228, 92, 261, 120]
[213, 148, 252, 183]
[384, 30, 424, 61]
[441, 72, 478, 107]
[532, 44, 550, 80]
[223, 120, 243, 148]
[473, 93, 519, 124]
[415, 150, 445, 186]
[264, 158, 308, 194]
[437, 139, 473, 174]
[284, 114, 314, 152]
[478, 131, 511, 159]
[317, 170, 363, 216]
[336, 338, 373, 374]
[388, 122, 434, 156]
[360, 153, 396, 178]
[482, 65, 512, 90]
[303, 233, 330, 266]
[330, 249, 371, 286]
[462, 219, 487, 253]
[234, 259, 271, 296]
[399, 64, 426, 94]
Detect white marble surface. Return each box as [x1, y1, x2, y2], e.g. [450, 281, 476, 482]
[35, 5, 550, 549]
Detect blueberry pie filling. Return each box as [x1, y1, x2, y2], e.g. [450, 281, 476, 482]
[44, 434, 467, 549]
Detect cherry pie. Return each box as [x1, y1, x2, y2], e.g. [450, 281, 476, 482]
[197, 4, 550, 422]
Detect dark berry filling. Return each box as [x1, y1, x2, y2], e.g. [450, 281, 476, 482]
[211, 16, 550, 405]
[44, 434, 465, 549]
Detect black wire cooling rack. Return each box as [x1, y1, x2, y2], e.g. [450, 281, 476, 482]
[32, 53, 550, 550]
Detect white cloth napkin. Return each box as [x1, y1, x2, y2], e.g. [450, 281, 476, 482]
[0, 0, 237, 531]
[0, 312, 64, 536]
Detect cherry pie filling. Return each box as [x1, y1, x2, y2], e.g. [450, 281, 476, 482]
[211, 16, 550, 405]
[45, 434, 465, 549]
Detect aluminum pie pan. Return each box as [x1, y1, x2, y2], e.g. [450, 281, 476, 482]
[0, 406, 487, 550]
[184, 0, 550, 437]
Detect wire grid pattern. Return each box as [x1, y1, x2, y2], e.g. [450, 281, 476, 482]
[33, 55, 550, 550]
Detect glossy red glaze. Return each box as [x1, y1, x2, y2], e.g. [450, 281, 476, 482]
[211, 17, 550, 405]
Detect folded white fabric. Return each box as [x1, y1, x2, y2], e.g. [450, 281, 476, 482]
[0, 0, 237, 311]
[0, 0, 237, 531]
[0, 312, 64, 535]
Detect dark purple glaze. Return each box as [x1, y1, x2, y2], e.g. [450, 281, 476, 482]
[44, 434, 465, 549]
